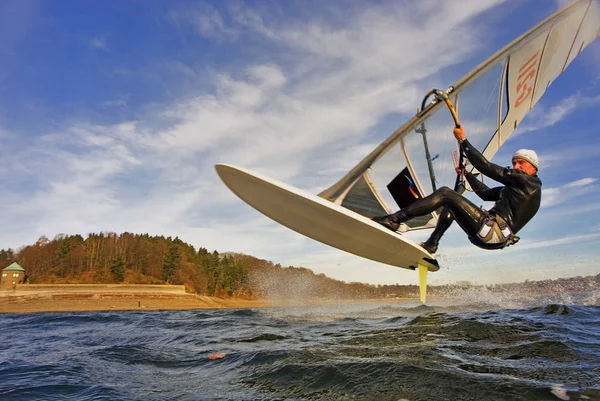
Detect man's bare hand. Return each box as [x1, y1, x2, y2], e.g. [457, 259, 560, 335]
[453, 126, 466, 142]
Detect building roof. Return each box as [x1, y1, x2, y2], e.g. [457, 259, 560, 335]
[3, 262, 25, 272]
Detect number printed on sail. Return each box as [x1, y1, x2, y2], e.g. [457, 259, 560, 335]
[515, 51, 540, 108]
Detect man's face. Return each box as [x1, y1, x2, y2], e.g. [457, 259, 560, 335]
[512, 158, 537, 175]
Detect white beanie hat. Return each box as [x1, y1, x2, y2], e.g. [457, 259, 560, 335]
[512, 149, 538, 170]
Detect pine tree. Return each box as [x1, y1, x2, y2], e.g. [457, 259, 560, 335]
[110, 256, 125, 282]
[162, 244, 181, 283]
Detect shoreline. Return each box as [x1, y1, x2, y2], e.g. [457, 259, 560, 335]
[0, 291, 275, 314]
[0, 284, 273, 314]
[0, 284, 422, 314]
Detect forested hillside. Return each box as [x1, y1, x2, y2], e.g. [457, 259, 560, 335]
[2, 233, 597, 300]
[0, 232, 420, 299]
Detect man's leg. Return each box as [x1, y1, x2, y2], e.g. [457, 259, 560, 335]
[420, 207, 453, 254]
[373, 187, 484, 249]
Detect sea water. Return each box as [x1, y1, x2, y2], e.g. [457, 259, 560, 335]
[1, 292, 599, 400]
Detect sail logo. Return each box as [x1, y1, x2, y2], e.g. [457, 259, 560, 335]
[405, 175, 420, 199]
[514, 51, 540, 108]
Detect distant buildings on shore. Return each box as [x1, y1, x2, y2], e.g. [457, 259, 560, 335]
[1, 263, 25, 288]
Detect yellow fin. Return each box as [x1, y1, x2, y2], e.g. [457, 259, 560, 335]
[418, 264, 428, 304]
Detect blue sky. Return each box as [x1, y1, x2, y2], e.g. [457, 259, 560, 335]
[1, 0, 599, 286]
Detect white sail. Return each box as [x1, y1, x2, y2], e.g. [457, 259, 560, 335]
[318, 0, 600, 232]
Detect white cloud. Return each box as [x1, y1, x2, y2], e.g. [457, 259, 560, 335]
[541, 177, 598, 207]
[541, 144, 600, 169]
[99, 94, 130, 109]
[90, 37, 108, 50]
[3, 2, 499, 234]
[512, 232, 600, 251]
[517, 93, 600, 135]
[566, 177, 597, 187]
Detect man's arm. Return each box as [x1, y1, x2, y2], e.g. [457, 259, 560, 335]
[464, 171, 502, 201]
[453, 126, 516, 185]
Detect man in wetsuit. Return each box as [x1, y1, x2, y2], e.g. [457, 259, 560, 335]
[372, 125, 542, 254]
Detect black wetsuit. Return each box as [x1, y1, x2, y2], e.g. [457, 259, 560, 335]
[401, 139, 542, 249]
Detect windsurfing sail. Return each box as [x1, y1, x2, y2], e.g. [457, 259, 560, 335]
[318, 0, 600, 232]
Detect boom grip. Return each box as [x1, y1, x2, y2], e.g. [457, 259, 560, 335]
[421, 89, 461, 129]
[442, 98, 461, 128]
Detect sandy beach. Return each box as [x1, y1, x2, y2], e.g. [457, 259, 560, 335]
[0, 284, 423, 314]
[0, 284, 273, 314]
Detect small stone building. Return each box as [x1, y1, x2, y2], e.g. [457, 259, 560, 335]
[1, 263, 25, 288]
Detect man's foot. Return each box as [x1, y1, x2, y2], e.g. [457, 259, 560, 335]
[419, 241, 438, 254]
[372, 215, 400, 232]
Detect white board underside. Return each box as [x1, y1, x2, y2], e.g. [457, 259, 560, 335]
[215, 164, 439, 272]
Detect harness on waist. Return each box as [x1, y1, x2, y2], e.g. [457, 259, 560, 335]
[470, 214, 519, 250]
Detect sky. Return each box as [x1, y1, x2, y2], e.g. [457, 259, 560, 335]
[1, 0, 599, 286]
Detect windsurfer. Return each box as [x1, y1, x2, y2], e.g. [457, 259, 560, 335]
[372, 125, 542, 253]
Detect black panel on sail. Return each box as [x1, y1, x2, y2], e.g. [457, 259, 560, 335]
[387, 167, 423, 209]
[387, 167, 433, 229]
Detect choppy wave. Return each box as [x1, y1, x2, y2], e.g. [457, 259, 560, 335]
[1, 295, 599, 400]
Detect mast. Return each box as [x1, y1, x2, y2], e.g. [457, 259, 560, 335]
[415, 118, 437, 192]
